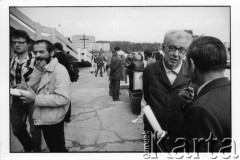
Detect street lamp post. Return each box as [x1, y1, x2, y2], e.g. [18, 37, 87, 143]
[58, 24, 64, 36]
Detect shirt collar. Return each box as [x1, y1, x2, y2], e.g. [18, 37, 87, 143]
[197, 80, 214, 95]
[44, 58, 58, 72]
[14, 54, 30, 64]
[163, 59, 182, 75]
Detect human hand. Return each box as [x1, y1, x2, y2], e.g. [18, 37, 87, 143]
[35, 58, 47, 72]
[179, 87, 194, 103]
[20, 86, 36, 104]
[11, 82, 28, 90]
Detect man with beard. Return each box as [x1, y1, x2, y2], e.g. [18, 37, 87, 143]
[20, 39, 70, 152]
[143, 30, 193, 152]
[181, 36, 231, 152]
[10, 29, 41, 152]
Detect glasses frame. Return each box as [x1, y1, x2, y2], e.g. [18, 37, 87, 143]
[12, 41, 27, 45]
[168, 45, 187, 54]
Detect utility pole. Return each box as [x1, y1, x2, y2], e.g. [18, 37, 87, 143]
[58, 24, 64, 36]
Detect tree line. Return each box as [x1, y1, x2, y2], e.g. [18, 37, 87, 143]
[96, 40, 161, 53]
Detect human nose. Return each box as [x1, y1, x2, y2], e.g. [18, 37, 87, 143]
[172, 50, 180, 56]
[13, 42, 20, 46]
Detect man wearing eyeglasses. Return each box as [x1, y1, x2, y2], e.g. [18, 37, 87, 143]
[10, 29, 42, 152]
[143, 30, 193, 152]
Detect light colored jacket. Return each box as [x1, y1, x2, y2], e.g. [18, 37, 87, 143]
[28, 58, 71, 125]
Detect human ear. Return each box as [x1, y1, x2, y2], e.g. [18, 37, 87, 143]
[189, 58, 195, 72]
[50, 51, 54, 57]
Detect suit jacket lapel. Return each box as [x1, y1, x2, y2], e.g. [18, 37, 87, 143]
[171, 61, 189, 88]
[154, 60, 172, 87]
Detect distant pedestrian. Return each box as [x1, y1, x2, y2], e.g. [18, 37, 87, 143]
[106, 52, 114, 96]
[131, 49, 155, 124]
[95, 52, 105, 77]
[110, 49, 123, 101]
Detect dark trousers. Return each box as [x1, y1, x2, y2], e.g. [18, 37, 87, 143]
[64, 102, 71, 122]
[129, 72, 134, 91]
[109, 79, 113, 95]
[40, 120, 68, 152]
[95, 63, 103, 76]
[111, 79, 120, 100]
[10, 97, 42, 152]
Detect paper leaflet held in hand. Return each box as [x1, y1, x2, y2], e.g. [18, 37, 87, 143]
[10, 88, 30, 96]
[143, 105, 166, 139]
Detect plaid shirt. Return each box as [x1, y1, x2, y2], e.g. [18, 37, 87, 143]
[10, 52, 36, 86]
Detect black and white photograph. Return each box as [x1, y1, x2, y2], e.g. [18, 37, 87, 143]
[1, 0, 239, 160]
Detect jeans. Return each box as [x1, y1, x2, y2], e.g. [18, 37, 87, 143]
[40, 120, 68, 152]
[95, 63, 103, 76]
[10, 96, 42, 152]
[111, 79, 120, 100]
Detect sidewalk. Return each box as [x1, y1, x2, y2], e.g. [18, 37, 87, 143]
[10, 67, 144, 152]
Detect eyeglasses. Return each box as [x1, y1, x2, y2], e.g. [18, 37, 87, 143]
[168, 45, 187, 54]
[12, 41, 26, 45]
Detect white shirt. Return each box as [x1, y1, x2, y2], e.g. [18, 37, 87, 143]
[163, 60, 182, 85]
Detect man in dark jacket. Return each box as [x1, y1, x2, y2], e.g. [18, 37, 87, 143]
[182, 36, 231, 152]
[110, 50, 123, 101]
[143, 30, 193, 152]
[53, 42, 71, 123]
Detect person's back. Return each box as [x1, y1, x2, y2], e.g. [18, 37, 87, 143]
[53, 43, 70, 73]
[182, 36, 231, 152]
[95, 53, 104, 77]
[185, 78, 230, 140]
[95, 54, 104, 64]
[53, 42, 71, 123]
[54, 52, 70, 72]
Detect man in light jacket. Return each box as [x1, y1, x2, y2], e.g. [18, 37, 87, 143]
[20, 39, 70, 152]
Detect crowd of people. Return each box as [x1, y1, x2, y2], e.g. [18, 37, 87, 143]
[10, 29, 230, 153]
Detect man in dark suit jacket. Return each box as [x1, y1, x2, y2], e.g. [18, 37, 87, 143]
[143, 30, 193, 152]
[182, 36, 231, 152]
[110, 50, 123, 101]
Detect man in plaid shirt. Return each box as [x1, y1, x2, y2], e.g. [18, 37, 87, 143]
[10, 29, 41, 152]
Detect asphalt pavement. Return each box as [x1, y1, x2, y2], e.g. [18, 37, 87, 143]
[10, 66, 144, 152]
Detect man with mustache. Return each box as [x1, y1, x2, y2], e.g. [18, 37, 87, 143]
[10, 29, 42, 152]
[143, 30, 193, 152]
[20, 39, 70, 152]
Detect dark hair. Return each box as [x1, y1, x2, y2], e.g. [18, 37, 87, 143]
[187, 36, 227, 72]
[144, 49, 153, 60]
[11, 29, 31, 44]
[34, 39, 54, 53]
[154, 52, 164, 61]
[114, 47, 120, 51]
[53, 42, 63, 51]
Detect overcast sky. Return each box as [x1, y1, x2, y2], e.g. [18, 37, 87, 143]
[18, 7, 230, 43]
